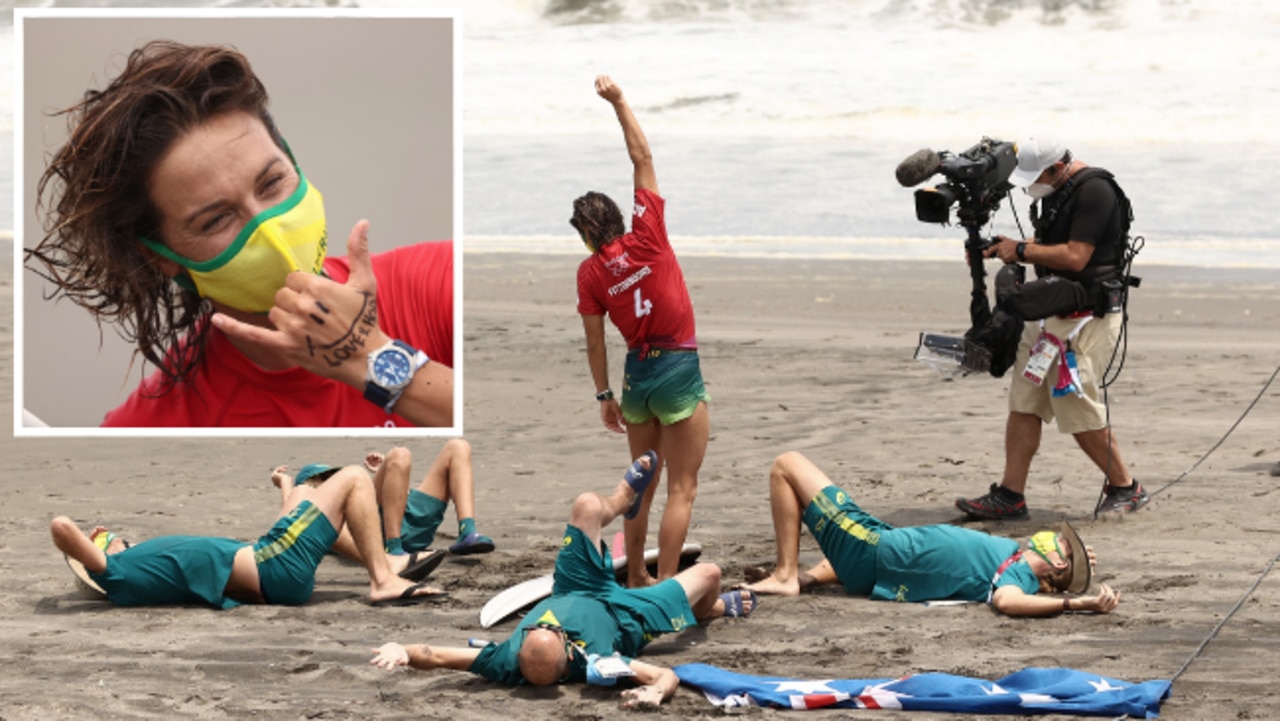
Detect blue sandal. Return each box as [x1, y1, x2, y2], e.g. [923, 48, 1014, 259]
[624, 450, 659, 520]
[719, 589, 757, 619]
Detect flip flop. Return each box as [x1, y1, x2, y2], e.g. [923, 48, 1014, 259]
[448, 532, 495, 555]
[719, 589, 758, 619]
[624, 450, 659, 520]
[398, 549, 447, 582]
[372, 582, 449, 607]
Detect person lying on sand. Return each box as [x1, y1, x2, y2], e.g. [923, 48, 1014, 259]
[370, 452, 755, 710]
[275, 438, 494, 577]
[52, 464, 446, 609]
[738, 452, 1121, 617]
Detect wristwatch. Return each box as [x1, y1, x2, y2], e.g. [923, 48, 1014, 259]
[364, 340, 430, 413]
[1015, 241, 1028, 262]
[595, 388, 615, 402]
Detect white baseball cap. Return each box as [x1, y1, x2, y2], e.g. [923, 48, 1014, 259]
[1010, 135, 1068, 187]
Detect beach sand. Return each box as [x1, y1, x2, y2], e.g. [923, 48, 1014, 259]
[2, 254, 1278, 719]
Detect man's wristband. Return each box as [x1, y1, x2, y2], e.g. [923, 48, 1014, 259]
[595, 389, 614, 402]
[1016, 241, 1028, 262]
[1062, 597, 1071, 613]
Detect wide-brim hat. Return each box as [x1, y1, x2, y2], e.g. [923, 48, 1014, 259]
[1010, 135, 1067, 187]
[1058, 521, 1091, 594]
[295, 463, 341, 486]
[64, 554, 107, 600]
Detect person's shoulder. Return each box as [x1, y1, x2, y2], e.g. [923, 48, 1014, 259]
[633, 188, 665, 215]
[577, 252, 603, 281]
[102, 350, 214, 427]
[469, 637, 521, 684]
[1073, 168, 1119, 201]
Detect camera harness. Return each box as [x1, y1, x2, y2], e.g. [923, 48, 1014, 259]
[1001, 168, 1145, 517]
[1001, 167, 1280, 691]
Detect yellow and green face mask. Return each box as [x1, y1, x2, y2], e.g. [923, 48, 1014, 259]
[140, 168, 328, 314]
[1028, 530, 1064, 566]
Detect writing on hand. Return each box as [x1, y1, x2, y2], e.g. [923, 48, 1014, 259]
[304, 291, 379, 368]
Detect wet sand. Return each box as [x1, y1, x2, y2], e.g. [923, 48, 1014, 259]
[2, 254, 1278, 719]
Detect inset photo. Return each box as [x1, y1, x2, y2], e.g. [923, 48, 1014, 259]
[16, 9, 460, 435]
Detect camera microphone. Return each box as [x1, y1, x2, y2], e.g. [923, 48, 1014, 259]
[895, 148, 942, 187]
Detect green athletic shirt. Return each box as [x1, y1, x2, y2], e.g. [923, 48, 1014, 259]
[872, 525, 1041, 602]
[468, 595, 632, 684]
[90, 535, 249, 609]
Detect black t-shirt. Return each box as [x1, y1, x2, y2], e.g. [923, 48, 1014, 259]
[1033, 169, 1125, 280]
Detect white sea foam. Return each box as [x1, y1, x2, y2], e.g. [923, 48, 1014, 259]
[5, 0, 1277, 265]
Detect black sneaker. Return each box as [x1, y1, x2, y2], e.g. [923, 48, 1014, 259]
[955, 484, 1029, 520]
[1096, 481, 1149, 514]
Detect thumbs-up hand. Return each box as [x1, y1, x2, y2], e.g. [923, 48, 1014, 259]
[213, 219, 388, 388]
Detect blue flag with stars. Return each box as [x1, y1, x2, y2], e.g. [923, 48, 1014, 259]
[674, 664, 1171, 718]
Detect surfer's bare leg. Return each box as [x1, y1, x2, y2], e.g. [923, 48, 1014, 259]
[569, 456, 652, 549]
[739, 452, 832, 596]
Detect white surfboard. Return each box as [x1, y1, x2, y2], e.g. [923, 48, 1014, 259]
[478, 538, 704, 629]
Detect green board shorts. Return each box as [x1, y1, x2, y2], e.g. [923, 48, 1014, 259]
[552, 525, 694, 635]
[253, 500, 339, 605]
[802, 485, 895, 596]
[399, 489, 446, 552]
[621, 348, 710, 426]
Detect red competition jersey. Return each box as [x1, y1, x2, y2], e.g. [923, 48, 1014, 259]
[102, 242, 454, 428]
[576, 189, 696, 351]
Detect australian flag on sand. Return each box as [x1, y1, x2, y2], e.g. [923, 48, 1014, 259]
[674, 664, 1171, 718]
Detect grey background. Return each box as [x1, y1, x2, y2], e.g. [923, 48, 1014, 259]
[20, 15, 455, 428]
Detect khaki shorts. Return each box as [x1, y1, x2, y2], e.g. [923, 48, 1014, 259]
[1008, 313, 1122, 435]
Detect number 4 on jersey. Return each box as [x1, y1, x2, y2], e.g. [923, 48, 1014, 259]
[633, 288, 653, 318]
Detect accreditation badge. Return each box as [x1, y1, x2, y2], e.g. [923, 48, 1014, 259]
[1022, 334, 1059, 386]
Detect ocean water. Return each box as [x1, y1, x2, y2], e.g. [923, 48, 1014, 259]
[6, 0, 1279, 267]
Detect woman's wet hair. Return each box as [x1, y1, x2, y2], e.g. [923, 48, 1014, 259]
[26, 40, 285, 393]
[570, 191, 625, 251]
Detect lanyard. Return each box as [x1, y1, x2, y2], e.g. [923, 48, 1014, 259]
[987, 551, 1023, 603]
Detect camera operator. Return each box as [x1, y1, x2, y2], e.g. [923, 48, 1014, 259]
[956, 136, 1147, 520]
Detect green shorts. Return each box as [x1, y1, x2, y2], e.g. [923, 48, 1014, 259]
[253, 500, 339, 606]
[399, 489, 446, 552]
[802, 486, 895, 596]
[552, 525, 694, 635]
[621, 348, 709, 426]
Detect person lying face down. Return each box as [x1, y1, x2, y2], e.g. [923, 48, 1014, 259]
[738, 451, 1122, 617]
[52, 466, 446, 609]
[370, 453, 757, 710]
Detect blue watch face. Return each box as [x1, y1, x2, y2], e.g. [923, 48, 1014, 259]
[373, 350, 413, 387]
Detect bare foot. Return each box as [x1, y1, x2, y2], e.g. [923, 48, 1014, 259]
[271, 465, 293, 489]
[388, 553, 410, 576]
[737, 572, 801, 596]
[364, 452, 385, 473]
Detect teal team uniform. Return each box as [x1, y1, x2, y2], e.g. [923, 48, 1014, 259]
[90, 535, 247, 609]
[803, 486, 1041, 602]
[253, 501, 339, 605]
[620, 348, 710, 426]
[468, 525, 694, 685]
[90, 500, 338, 608]
[398, 489, 447, 552]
